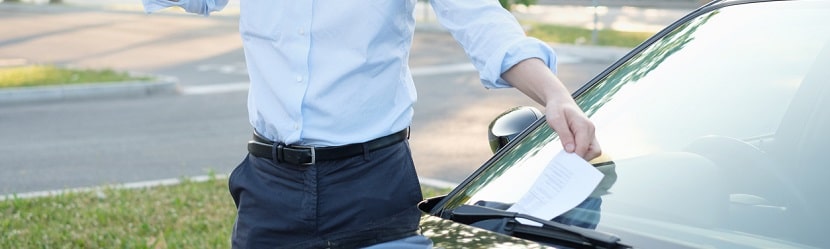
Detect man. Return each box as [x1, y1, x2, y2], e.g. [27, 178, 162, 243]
[143, 0, 601, 248]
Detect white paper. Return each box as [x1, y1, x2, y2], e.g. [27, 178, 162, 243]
[506, 151, 603, 226]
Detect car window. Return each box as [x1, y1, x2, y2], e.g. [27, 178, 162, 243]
[439, 1, 830, 248]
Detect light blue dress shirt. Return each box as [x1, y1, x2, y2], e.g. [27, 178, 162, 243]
[143, 0, 558, 146]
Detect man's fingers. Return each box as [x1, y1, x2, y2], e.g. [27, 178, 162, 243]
[547, 107, 601, 160]
[547, 112, 576, 153]
[571, 115, 596, 158]
[585, 137, 602, 161]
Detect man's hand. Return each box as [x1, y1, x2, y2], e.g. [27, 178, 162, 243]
[502, 58, 601, 160]
[543, 96, 601, 160]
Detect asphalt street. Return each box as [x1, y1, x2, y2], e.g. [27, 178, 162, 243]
[0, 2, 685, 195]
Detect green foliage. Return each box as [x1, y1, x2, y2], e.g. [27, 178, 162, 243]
[499, 0, 538, 11]
[526, 22, 654, 47]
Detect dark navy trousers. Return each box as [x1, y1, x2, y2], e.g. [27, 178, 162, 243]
[228, 140, 423, 249]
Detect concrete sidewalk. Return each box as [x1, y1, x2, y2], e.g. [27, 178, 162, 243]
[414, 1, 692, 33]
[1, 1, 689, 62]
[0, 3, 239, 103]
[2, 1, 683, 63]
[34, 0, 692, 33]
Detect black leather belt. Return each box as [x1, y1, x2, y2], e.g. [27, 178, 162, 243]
[247, 129, 409, 166]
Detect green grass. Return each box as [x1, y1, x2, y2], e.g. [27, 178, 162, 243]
[526, 22, 655, 48]
[0, 65, 151, 89]
[0, 177, 452, 248]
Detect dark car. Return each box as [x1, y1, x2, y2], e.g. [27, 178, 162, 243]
[415, 0, 830, 248]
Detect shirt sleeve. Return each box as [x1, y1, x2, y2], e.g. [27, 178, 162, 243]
[142, 0, 229, 16]
[430, 0, 557, 89]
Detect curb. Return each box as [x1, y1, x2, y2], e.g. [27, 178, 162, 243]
[1, 175, 458, 201]
[0, 174, 223, 201]
[0, 77, 179, 104]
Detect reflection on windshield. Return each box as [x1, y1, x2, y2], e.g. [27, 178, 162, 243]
[543, 161, 619, 230]
[577, 10, 717, 117]
[440, 1, 830, 248]
[551, 162, 616, 229]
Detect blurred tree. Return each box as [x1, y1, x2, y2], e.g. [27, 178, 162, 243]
[499, 0, 537, 11]
[49, 0, 62, 3]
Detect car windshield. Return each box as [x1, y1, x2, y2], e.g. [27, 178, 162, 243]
[439, 1, 830, 248]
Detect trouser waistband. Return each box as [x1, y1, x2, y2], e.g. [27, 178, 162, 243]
[246, 129, 409, 166]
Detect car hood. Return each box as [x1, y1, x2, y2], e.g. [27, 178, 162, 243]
[418, 214, 555, 248]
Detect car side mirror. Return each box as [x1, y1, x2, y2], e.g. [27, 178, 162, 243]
[488, 106, 543, 153]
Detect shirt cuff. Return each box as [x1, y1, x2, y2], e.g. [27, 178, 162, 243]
[484, 38, 558, 89]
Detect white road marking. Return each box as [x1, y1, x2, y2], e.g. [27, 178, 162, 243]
[411, 63, 477, 76]
[180, 82, 250, 95]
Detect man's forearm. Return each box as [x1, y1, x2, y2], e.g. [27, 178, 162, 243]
[501, 58, 572, 107]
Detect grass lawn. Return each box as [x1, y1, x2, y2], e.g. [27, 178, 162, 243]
[526, 22, 655, 48]
[0, 65, 151, 89]
[0, 177, 452, 248]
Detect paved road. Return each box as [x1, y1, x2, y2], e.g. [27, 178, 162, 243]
[0, 3, 663, 195]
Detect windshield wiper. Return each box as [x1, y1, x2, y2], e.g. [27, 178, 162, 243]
[450, 204, 631, 249]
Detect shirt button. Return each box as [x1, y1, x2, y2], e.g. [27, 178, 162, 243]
[298, 28, 305, 35]
[296, 75, 303, 83]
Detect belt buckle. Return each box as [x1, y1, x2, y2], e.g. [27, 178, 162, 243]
[293, 145, 316, 166]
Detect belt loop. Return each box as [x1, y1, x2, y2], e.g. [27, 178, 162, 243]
[271, 143, 278, 164]
[272, 143, 284, 165]
[362, 142, 371, 161]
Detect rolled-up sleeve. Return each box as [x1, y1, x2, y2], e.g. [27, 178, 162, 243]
[142, 0, 229, 16]
[430, 0, 557, 89]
